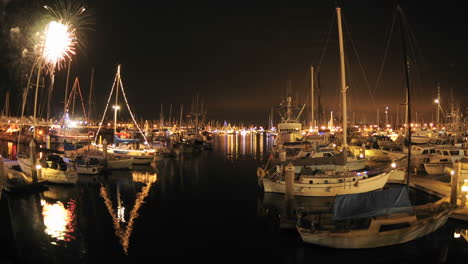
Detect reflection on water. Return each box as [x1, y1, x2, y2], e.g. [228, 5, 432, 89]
[41, 199, 76, 243]
[216, 133, 272, 161]
[100, 170, 157, 255]
[454, 228, 468, 242]
[2, 137, 468, 263]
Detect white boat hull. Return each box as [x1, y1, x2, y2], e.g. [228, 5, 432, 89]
[423, 162, 452, 175]
[76, 165, 103, 175]
[18, 158, 78, 184]
[96, 145, 155, 165]
[298, 207, 450, 248]
[262, 171, 390, 197]
[411, 136, 432, 144]
[107, 158, 133, 169]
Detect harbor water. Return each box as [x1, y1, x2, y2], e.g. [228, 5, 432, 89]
[1, 134, 467, 264]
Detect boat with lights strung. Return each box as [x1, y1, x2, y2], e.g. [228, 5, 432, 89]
[92, 65, 155, 165]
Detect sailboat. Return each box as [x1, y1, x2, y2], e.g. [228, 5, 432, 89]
[296, 5, 453, 248]
[92, 65, 155, 165]
[258, 7, 390, 197]
[296, 185, 453, 248]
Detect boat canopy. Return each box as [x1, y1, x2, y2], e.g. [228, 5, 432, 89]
[333, 186, 412, 220]
[114, 135, 139, 144]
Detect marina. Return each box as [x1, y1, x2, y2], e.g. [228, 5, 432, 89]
[0, 1, 467, 263]
[0, 133, 467, 263]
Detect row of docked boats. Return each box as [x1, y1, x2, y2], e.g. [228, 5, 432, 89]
[257, 5, 460, 250]
[349, 136, 468, 175]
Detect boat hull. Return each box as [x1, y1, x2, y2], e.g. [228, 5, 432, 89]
[262, 171, 390, 197]
[18, 158, 78, 184]
[106, 158, 133, 169]
[297, 208, 450, 248]
[423, 162, 452, 175]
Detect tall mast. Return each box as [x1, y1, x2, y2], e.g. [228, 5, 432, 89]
[113, 64, 121, 136]
[310, 65, 314, 129]
[397, 5, 412, 186]
[179, 104, 183, 127]
[160, 104, 164, 126]
[336, 7, 348, 147]
[63, 59, 72, 123]
[286, 80, 292, 121]
[88, 67, 94, 123]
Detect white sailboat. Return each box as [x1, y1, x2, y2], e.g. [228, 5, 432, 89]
[296, 5, 453, 248]
[92, 65, 155, 165]
[296, 186, 453, 248]
[258, 6, 389, 197]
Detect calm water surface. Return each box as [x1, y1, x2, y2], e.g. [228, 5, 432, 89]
[0, 134, 467, 264]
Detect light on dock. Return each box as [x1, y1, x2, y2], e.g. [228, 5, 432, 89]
[462, 179, 468, 199]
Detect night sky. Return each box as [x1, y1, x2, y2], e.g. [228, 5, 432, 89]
[1, 0, 467, 126]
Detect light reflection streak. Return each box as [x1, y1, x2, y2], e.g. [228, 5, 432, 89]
[41, 199, 76, 242]
[454, 228, 468, 242]
[221, 133, 272, 161]
[100, 171, 157, 255]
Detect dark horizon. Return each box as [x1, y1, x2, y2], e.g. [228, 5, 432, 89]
[1, 1, 467, 126]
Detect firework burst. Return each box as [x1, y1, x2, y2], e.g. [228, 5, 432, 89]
[39, 0, 93, 71]
[40, 20, 76, 71]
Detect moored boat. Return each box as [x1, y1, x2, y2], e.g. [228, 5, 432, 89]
[18, 154, 78, 184]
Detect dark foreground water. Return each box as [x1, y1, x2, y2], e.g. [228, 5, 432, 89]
[1, 134, 467, 264]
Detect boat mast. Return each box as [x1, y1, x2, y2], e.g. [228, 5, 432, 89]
[286, 80, 292, 121]
[310, 65, 314, 129]
[114, 64, 121, 137]
[88, 67, 94, 123]
[63, 59, 72, 124]
[397, 5, 412, 186]
[336, 6, 348, 147]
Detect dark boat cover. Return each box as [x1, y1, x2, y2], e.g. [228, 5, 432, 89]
[333, 186, 412, 220]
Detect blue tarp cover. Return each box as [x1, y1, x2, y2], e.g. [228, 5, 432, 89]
[114, 135, 139, 144]
[333, 186, 412, 220]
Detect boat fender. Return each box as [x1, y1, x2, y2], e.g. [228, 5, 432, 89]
[257, 167, 266, 178]
[354, 180, 359, 186]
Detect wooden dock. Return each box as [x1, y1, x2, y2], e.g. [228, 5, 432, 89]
[408, 175, 468, 221]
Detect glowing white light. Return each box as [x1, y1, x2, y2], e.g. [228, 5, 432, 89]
[42, 21, 76, 69]
[391, 162, 397, 169]
[42, 200, 75, 241]
[36, 164, 42, 170]
[461, 179, 468, 193]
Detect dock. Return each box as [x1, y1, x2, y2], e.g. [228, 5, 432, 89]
[409, 175, 468, 221]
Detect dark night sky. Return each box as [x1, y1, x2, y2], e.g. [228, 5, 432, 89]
[1, 0, 467, 125]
